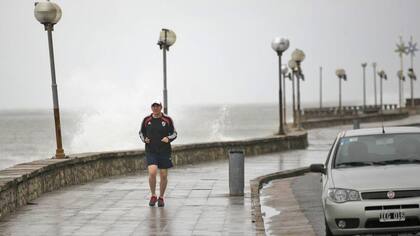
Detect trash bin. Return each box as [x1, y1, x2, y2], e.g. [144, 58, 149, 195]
[229, 149, 244, 196]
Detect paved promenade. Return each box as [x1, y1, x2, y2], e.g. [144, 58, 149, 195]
[0, 141, 326, 235]
[0, 115, 418, 235]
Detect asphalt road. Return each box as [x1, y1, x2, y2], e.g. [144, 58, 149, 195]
[291, 172, 324, 235]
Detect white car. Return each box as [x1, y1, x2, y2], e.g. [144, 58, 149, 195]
[310, 126, 420, 236]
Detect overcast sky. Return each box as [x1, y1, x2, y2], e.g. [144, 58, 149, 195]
[1, 0, 420, 110]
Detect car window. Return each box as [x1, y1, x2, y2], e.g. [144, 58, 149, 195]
[334, 133, 420, 168]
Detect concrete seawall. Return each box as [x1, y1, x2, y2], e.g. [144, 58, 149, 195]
[0, 131, 308, 219]
[301, 111, 409, 129]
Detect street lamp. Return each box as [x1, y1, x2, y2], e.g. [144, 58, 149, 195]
[291, 49, 305, 128]
[34, 1, 65, 159]
[271, 37, 290, 135]
[157, 28, 176, 115]
[372, 62, 378, 106]
[319, 66, 323, 109]
[395, 36, 408, 109]
[281, 65, 290, 127]
[288, 59, 298, 127]
[361, 63, 367, 109]
[335, 69, 347, 112]
[377, 70, 388, 110]
[407, 36, 418, 108]
[408, 68, 417, 108]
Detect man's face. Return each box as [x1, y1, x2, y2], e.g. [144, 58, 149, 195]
[151, 104, 162, 114]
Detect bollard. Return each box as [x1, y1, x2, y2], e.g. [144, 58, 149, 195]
[229, 149, 245, 196]
[353, 119, 360, 129]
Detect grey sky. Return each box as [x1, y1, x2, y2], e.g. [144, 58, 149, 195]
[1, 0, 419, 110]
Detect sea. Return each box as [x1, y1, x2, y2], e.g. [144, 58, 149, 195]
[0, 103, 304, 170]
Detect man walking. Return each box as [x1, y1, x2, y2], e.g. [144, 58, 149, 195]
[139, 101, 177, 207]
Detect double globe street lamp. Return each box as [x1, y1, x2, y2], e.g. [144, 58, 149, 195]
[377, 70, 388, 110]
[288, 59, 298, 127]
[407, 68, 417, 108]
[336, 69, 347, 113]
[34, 0, 65, 159]
[157, 29, 176, 115]
[291, 49, 305, 129]
[281, 65, 291, 127]
[271, 38, 290, 135]
[372, 63, 378, 106]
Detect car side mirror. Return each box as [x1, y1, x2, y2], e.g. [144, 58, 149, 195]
[310, 164, 326, 174]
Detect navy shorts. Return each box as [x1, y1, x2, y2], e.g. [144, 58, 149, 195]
[146, 153, 173, 169]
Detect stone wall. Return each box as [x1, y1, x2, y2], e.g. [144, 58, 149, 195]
[0, 131, 308, 219]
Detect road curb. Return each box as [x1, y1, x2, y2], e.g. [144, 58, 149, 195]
[250, 167, 310, 235]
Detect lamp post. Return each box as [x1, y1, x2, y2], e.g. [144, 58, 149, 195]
[408, 68, 417, 92]
[288, 59, 298, 127]
[157, 28, 176, 115]
[361, 63, 367, 109]
[319, 66, 323, 109]
[271, 38, 290, 135]
[372, 62, 377, 106]
[34, 1, 65, 159]
[291, 49, 305, 129]
[336, 69, 347, 113]
[281, 65, 291, 127]
[407, 36, 418, 108]
[397, 70, 406, 109]
[377, 70, 387, 110]
[395, 36, 408, 109]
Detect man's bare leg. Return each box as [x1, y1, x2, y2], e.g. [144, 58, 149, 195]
[159, 169, 168, 197]
[148, 165, 158, 196]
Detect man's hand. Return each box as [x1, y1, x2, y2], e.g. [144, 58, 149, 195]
[145, 137, 150, 143]
[161, 137, 169, 143]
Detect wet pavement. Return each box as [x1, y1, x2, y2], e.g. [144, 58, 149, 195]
[0, 115, 419, 236]
[0, 143, 324, 235]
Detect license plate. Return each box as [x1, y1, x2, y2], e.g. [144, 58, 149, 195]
[379, 210, 405, 222]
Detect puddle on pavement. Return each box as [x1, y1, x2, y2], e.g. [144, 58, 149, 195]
[260, 182, 281, 236]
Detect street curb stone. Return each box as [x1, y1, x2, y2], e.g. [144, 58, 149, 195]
[250, 167, 310, 235]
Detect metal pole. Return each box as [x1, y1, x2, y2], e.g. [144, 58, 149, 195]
[320, 66, 323, 109]
[278, 53, 285, 135]
[282, 69, 286, 129]
[163, 46, 168, 114]
[46, 25, 65, 159]
[400, 54, 404, 109]
[380, 75, 383, 110]
[399, 53, 404, 109]
[339, 77, 342, 112]
[362, 64, 366, 108]
[411, 55, 414, 108]
[373, 63, 377, 106]
[399, 74, 402, 109]
[292, 72, 296, 127]
[411, 73, 414, 108]
[296, 64, 301, 128]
